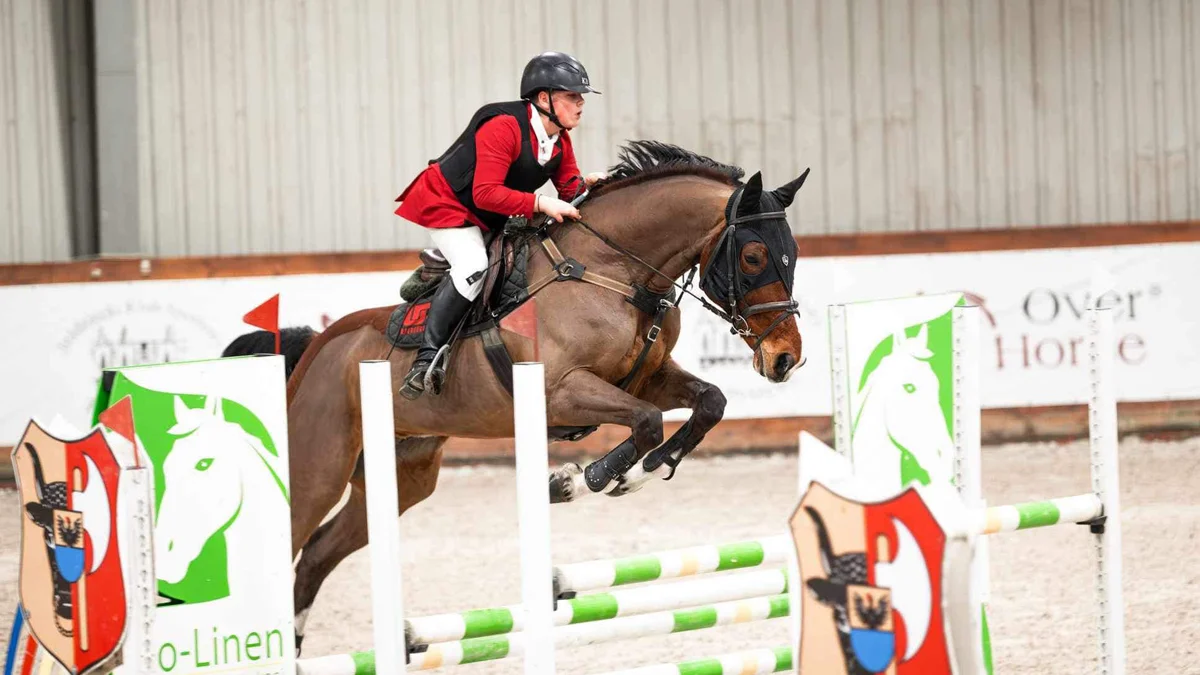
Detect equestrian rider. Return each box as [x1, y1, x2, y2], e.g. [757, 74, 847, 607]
[393, 51, 606, 399]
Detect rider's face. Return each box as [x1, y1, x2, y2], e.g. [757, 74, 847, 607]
[542, 91, 585, 130]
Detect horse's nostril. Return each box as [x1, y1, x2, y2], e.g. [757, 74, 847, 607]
[774, 353, 796, 377]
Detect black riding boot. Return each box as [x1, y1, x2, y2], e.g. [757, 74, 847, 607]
[399, 279, 473, 399]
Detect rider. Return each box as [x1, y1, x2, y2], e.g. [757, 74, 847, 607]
[394, 51, 606, 399]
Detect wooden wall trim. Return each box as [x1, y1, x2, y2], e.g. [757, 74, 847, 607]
[3, 222, 1198, 287]
[796, 221, 1200, 257]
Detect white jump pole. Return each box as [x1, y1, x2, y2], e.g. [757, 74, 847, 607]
[359, 360, 408, 675]
[1087, 308, 1126, 675]
[952, 305, 990, 673]
[513, 362, 557, 675]
[121, 465, 157, 674]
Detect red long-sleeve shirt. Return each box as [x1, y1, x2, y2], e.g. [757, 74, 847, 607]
[395, 108, 583, 231]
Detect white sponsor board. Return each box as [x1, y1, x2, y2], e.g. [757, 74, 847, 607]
[102, 356, 295, 675]
[2, 242, 1197, 444]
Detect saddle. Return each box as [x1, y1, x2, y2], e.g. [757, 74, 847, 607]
[385, 214, 676, 442]
[387, 216, 537, 348]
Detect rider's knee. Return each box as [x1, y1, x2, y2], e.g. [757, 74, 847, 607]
[448, 269, 484, 300]
[448, 251, 487, 300]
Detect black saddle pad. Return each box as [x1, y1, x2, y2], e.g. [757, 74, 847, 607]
[385, 296, 433, 349]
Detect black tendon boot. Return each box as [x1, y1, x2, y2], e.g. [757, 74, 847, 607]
[399, 278, 473, 399]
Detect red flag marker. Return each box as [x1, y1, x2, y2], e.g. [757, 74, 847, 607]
[501, 298, 540, 362]
[98, 395, 138, 466]
[244, 294, 281, 354]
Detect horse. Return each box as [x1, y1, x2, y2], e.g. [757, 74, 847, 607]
[221, 140, 810, 649]
[850, 324, 954, 487]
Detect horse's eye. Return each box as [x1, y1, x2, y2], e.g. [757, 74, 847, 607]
[195, 458, 214, 471]
[745, 254, 761, 264]
[903, 383, 916, 394]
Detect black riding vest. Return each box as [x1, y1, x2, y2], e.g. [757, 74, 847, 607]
[433, 101, 563, 230]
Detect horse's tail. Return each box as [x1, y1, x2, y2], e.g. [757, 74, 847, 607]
[221, 326, 317, 380]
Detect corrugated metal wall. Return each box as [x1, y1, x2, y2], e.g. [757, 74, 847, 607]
[0, 0, 75, 264]
[122, 0, 1200, 256]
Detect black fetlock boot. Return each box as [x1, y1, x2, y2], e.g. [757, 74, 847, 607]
[399, 279, 473, 400]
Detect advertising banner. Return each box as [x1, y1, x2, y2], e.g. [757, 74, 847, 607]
[2, 242, 1196, 445]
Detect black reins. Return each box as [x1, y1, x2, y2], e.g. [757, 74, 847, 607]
[562, 185, 800, 353]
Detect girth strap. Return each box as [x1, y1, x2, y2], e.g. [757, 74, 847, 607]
[616, 300, 671, 390]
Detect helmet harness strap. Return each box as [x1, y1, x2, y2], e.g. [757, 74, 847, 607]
[531, 89, 565, 131]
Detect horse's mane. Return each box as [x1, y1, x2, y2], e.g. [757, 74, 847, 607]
[588, 140, 745, 197]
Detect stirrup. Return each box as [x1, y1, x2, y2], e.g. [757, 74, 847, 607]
[399, 360, 435, 400]
[422, 345, 451, 393]
[398, 346, 450, 400]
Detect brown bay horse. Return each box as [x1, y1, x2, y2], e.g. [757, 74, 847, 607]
[221, 141, 809, 648]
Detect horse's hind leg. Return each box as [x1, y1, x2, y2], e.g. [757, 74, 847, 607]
[293, 482, 369, 654]
[288, 340, 366, 556]
[291, 435, 447, 654]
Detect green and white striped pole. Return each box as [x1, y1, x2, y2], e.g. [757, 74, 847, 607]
[297, 595, 790, 674]
[601, 646, 793, 675]
[407, 594, 789, 670]
[406, 567, 790, 645]
[971, 494, 1103, 535]
[553, 535, 790, 594]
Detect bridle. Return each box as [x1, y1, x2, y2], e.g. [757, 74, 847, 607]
[556, 184, 801, 358]
[696, 184, 801, 351]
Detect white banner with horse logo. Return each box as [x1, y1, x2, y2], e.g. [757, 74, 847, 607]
[98, 356, 295, 675]
[0, 241, 1197, 445]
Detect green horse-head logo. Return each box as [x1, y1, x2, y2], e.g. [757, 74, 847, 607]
[852, 323, 954, 487]
[153, 395, 289, 604]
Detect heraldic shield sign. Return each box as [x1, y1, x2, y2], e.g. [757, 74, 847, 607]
[790, 480, 969, 675]
[13, 419, 128, 675]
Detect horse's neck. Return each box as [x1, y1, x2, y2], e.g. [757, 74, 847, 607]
[852, 380, 890, 448]
[565, 178, 729, 286]
[850, 378, 903, 480]
[222, 444, 288, 596]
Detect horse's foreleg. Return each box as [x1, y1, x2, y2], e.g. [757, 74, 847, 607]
[608, 358, 727, 496]
[544, 369, 665, 503]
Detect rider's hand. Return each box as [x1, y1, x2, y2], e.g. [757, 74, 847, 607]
[584, 171, 608, 186]
[537, 195, 581, 222]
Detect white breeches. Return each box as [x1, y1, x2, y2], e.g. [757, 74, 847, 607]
[429, 226, 488, 300]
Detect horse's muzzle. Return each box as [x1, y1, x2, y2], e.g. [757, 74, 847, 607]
[773, 353, 796, 380]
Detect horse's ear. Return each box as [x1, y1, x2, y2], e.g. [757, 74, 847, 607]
[912, 324, 929, 350]
[770, 168, 810, 208]
[737, 172, 763, 217]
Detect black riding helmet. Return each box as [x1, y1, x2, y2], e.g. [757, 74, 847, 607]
[520, 51, 600, 129]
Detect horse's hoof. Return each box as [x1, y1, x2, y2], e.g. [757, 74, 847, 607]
[606, 478, 647, 498]
[549, 463, 583, 503]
